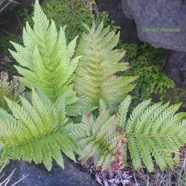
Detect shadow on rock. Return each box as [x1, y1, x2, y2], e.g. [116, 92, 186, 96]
[0, 156, 99, 186]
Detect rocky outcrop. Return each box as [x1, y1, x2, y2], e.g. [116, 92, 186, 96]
[0, 156, 99, 186]
[121, 0, 186, 52]
[96, 0, 139, 43]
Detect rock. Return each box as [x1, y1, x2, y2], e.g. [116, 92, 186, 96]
[0, 0, 34, 37]
[0, 156, 99, 186]
[164, 51, 186, 85]
[96, 0, 139, 43]
[121, 0, 186, 52]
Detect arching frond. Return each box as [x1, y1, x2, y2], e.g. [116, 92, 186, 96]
[118, 96, 186, 172]
[0, 89, 79, 171]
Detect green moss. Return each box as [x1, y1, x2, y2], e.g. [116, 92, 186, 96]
[119, 42, 175, 102]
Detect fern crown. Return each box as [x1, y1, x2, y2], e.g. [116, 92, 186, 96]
[71, 110, 126, 171]
[9, 0, 80, 102]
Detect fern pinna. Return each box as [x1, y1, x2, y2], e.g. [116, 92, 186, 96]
[74, 22, 137, 113]
[9, 0, 80, 103]
[71, 109, 127, 171]
[117, 96, 186, 172]
[0, 89, 79, 171]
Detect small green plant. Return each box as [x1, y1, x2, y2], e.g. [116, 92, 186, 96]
[74, 22, 137, 113]
[121, 42, 175, 101]
[0, 89, 79, 171]
[98, 11, 121, 31]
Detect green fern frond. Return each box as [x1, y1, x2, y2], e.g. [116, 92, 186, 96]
[117, 95, 131, 128]
[9, 0, 80, 103]
[118, 96, 186, 172]
[65, 105, 96, 117]
[71, 110, 126, 171]
[126, 99, 151, 133]
[0, 71, 25, 110]
[0, 89, 79, 171]
[98, 99, 107, 114]
[74, 22, 137, 113]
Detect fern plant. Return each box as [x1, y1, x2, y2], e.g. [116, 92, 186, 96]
[70, 109, 127, 171]
[74, 22, 137, 113]
[0, 71, 25, 110]
[0, 89, 79, 171]
[69, 95, 186, 172]
[9, 0, 80, 104]
[4, 0, 186, 175]
[117, 96, 186, 172]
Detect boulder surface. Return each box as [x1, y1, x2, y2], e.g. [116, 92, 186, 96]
[121, 0, 186, 52]
[96, 0, 139, 43]
[0, 156, 99, 186]
[165, 51, 186, 85]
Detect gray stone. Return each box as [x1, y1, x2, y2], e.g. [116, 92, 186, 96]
[96, 0, 139, 43]
[165, 51, 186, 85]
[121, 0, 186, 52]
[0, 156, 99, 186]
